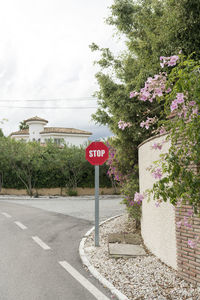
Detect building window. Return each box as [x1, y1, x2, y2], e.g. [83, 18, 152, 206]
[54, 138, 61, 145]
[45, 138, 51, 143]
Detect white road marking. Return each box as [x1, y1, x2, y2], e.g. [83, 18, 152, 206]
[14, 221, 27, 230]
[59, 261, 110, 300]
[1, 212, 12, 218]
[32, 236, 51, 250]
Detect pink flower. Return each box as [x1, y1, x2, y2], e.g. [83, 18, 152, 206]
[170, 100, 178, 112]
[140, 121, 146, 128]
[130, 91, 138, 98]
[187, 209, 193, 217]
[140, 117, 157, 130]
[152, 168, 163, 180]
[176, 221, 182, 228]
[189, 101, 196, 106]
[155, 88, 163, 97]
[139, 94, 148, 101]
[167, 55, 179, 66]
[159, 127, 166, 135]
[134, 192, 144, 204]
[183, 216, 192, 228]
[176, 198, 183, 207]
[155, 202, 160, 207]
[188, 239, 197, 249]
[192, 107, 198, 115]
[166, 88, 172, 94]
[176, 93, 185, 104]
[152, 143, 162, 150]
[160, 55, 179, 67]
[118, 120, 132, 130]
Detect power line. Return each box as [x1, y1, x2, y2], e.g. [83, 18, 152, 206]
[0, 106, 97, 109]
[0, 97, 97, 102]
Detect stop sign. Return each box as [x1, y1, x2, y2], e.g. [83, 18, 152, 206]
[86, 142, 109, 165]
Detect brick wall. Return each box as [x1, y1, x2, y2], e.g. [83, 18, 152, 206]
[176, 205, 200, 286]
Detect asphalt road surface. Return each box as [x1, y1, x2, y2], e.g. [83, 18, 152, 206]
[1, 195, 124, 222]
[0, 196, 125, 300]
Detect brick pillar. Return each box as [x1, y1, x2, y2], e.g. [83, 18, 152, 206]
[176, 205, 200, 286]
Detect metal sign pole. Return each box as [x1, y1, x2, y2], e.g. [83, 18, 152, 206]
[95, 164, 99, 247]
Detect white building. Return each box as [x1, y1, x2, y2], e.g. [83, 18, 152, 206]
[10, 116, 92, 147]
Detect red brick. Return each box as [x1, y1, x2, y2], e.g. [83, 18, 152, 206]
[181, 232, 196, 238]
[181, 246, 195, 254]
[178, 257, 188, 263]
[177, 249, 188, 255]
[182, 269, 196, 276]
[178, 272, 197, 285]
[180, 228, 195, 234]
[189, 260, 200, 268]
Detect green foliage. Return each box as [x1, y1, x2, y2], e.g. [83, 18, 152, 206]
[91, 0, 200, 220]
[0, 138, 112, 194]
[149, 56, 200, 213]
[0, 129, 4, 137]
[19, 120, 29, 130]
[121, 176, 141, 228]
[67, 189, 78, 196]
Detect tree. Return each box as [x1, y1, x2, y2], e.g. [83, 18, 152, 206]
[0, 138, 45, 196]
[19, 120, 29, 130]
[57, 145, 86, 190]
[90, 0, 200, 222]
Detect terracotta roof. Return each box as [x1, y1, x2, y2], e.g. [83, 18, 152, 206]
[10, 129, 29, 136]
[24, 116, 48, 123]
[40, 127, 92, 135]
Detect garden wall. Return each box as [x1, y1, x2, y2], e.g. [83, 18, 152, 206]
[138, 134, 178, 270]
[139, 133, 200, 286]
[0, 187, 119, 196]
[176, 205, 200, 285]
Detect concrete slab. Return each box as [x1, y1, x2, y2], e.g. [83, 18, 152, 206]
[108, 232, 142, 244]
[108, 233, 125, 243]
[124, 233, 142, 245]
[109, 243, 146, 258]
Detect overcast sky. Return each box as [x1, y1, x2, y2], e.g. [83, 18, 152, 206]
[0, 0, 124, 139]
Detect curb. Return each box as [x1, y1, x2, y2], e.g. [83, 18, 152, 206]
[79, 215, 129, 300]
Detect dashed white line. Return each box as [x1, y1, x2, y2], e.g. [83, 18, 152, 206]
[1, 212, 12, 218]
[32, 236, 51, 250]
[15, 221, 27, 230]
[59, 261, 110, 300]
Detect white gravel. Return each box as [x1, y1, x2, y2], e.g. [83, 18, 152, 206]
[84, 214, 200, 300]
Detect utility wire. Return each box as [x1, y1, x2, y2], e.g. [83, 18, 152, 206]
[0, 106, 97, 109]
[0, 97, 97, 102]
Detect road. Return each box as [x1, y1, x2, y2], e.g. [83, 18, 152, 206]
[0, 196, 125, 300]
[1, 195, 124, 222]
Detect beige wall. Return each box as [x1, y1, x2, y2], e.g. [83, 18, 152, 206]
[139, 134, 177, 270]
[0, 187, 119, 196]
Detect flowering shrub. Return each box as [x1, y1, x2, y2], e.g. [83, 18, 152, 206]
[127, 54, 200, 247]
[106, 141, 141, 228]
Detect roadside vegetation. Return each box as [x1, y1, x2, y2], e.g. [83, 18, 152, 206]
[91, 0, 200, 228]
[0, 137, 111, 196]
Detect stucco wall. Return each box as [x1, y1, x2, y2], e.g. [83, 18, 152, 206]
[139, 134, 178, 270]
[41, 133, 89, 147]
[29, 122, 45, 141]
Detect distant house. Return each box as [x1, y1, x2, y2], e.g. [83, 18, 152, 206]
[10, 116, 92, 146]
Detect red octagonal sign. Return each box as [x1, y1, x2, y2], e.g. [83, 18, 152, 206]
[86, 142, 109, 165]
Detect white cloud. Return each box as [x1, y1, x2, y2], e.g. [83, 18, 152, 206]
[0, 0, 124, 138]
